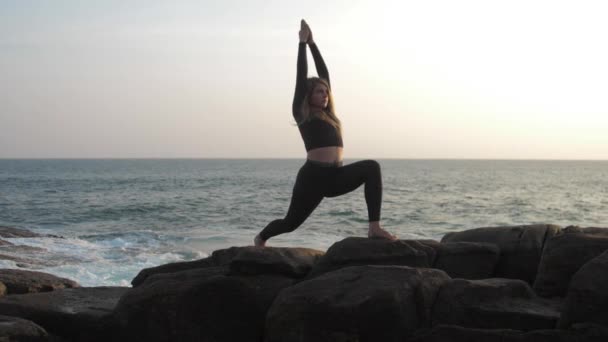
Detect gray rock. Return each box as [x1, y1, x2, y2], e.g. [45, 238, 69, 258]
[0, 239, 14, 246]
[559, 250, 608, 328]
[0, 315, 49, 342]
[309, 237, 437, 278]
[410, 325, 582, 342]
[0, 287, 128, 341]
[0, 269, 79, 295]
[265, 265, 451, 342]
[433, 242, 500, 279]
[130, 254, 218, 287]
[228, 246, 324, 277]
[533, 231, 608, 297]
[131, 246, 323, 286]
[432, 278, 560, 331]
[115, 266, 293, 342]
[441, 224, 561, 284]
[0, 226, 60, 239]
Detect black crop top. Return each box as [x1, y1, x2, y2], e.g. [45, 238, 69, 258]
[292, 42, 344, 152]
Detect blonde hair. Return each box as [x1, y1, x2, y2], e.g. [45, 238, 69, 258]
[294, 77, 342, 138]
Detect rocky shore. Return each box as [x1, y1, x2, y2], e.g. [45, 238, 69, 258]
[1, 224, 608, 341]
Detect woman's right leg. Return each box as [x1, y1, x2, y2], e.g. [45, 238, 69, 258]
[256, 165, 324, 245]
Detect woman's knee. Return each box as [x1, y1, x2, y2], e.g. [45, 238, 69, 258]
[364, 159, 381, 175]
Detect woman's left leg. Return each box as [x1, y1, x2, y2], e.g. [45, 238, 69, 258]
[324, 159, 382, 221]
[324, 159, 396, 239]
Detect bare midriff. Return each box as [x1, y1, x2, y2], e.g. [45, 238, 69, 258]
[306, 146, 344, 163]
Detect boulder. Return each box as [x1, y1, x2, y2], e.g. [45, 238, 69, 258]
[228, 246, 324, 277]
[309, 237, 437, 277]
[0, 226, 60, 239]
[533, 231, 608, 297]
[265, 265, 451, 342]
[131, 246, 323, 286]
[432, 278, 560, 331]
[562, 226, 608, 236]
[0, 315, 50, 341]
[0, 269, 80, 295]
[441, 224, 561, 283]
[115, 266, 293, 342]
[559, 250, 608, 328]
[0, 287, 127, 341]
[433, 242, 500, 279]
[410, 325, 582, 342]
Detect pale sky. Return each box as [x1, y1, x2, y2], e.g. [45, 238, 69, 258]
[1, 0, 607, 159]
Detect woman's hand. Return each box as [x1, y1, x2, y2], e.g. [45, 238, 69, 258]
[304, 21, 314, 44]
[299, 19, 310, 43]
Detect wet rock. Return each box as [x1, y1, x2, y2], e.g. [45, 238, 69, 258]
[432, 278, 560, 331]
[533, 231, 608, 297]
[0, 287, 128, 341]
[309, 237, 437, 278]
[0, 226, 61, 239]
[0, 269, 79, 295]
[265, 265, 451, 342]
[559, 250, 608, 328]
[441, 224, 561, 284]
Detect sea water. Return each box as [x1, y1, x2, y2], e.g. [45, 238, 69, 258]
[1, 159, 606, 286]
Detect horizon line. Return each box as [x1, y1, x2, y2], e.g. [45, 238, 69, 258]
[1, 157, 607, 161]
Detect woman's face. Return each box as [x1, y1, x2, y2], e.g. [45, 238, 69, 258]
[309, 83, 329, 109]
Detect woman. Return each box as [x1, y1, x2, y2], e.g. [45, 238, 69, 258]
[254, 19, 397, 247]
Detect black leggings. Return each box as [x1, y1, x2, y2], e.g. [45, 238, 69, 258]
[259, 159, 382, 241]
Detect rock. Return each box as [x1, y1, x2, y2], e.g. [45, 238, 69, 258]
[410, 325, 582, 342]
[174, 274, 294, 342]
[570, 323, 608, 342]
[0, 269, 80, 295]
[130, 254, 218, 287]
[0, 315, 49, 341]
[432, 278, 560, 331]
[0, 287, 128, 341]
[562, 226, 608, 236]
[433, 242, 500, 279]
[309, 237, 437, 277]
[558, 250, 608, 328]
[0, 281, 6, 297]
[441, 224, 561, 284]
[0, 226, 61, 239]
[265, 265, 451, 342]
[0, 239, 14, 246]
[131, 246, 324, 286]
[228, 246, 324, 277]
[410, 325, 517, 342]
[533, 231, 608, 297]
[115, 266, 293, 342]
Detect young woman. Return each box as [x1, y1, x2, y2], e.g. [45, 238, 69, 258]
[254, 19, 397, 247]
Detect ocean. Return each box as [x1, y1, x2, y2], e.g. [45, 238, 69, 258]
[1, 158, 607, 286]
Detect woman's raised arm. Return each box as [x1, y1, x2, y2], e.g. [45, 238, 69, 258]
[305, 22, 330, 89]
[292, 20, 310, 121]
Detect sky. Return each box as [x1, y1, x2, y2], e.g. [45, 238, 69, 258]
[1, 0, 607, 159]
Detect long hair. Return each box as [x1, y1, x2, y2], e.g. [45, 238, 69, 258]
[295, 77, 342, 138]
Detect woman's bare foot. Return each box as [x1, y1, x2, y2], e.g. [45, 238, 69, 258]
[254, 234, 266, 247]
[368, 221, 397, 240]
